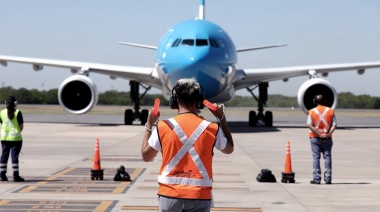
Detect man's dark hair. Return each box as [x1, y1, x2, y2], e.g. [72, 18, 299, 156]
[5, 96, 17, 119]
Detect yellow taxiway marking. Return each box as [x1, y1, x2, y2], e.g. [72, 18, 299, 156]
[94, 200, 114, 211]
[18, 185, 38, 193]
[0, 200, 10, 206]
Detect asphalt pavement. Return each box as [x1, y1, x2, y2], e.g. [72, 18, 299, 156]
[0, 107, 379, 212]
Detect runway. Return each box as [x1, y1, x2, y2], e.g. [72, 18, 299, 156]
[0, 106, 379, 211]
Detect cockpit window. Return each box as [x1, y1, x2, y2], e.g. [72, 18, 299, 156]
[209, 38, 219, 48]
[172, 38, 181, 47]
[196, 39, 208, 46]
[182, 39, 194, 46]
[172, 38, 214, 47]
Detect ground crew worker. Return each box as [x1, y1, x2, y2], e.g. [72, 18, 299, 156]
[307, 94, 336, 185]
[0, 96, 25, 182]
[141, 78, 234, 211]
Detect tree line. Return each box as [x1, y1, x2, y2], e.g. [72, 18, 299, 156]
[0, 86, 380, 109]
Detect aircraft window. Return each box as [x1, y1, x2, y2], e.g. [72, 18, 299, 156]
[172, 38, 181, 47]
[209, 39, 219, 48]
[196, 39, 208, 46]
[182, 39, 194, 46]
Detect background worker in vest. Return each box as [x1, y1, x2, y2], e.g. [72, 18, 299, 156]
[141, 78, 234, 212]
[307, 94, 337, 185]
[0, 96, 25, 182]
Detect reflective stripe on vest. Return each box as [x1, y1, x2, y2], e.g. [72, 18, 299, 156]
[0, 109, 22, 141]
[312, 107, 330, 133]
[157, 118, 213, 187]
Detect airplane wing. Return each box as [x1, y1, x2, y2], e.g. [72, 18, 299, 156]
[233, 62, 380, 90]
[0, 55, 161, 88]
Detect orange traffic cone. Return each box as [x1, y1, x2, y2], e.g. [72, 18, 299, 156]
[284, 141, 292, 173]
[92, 138, 101, 170]
[281, 141, 295, 183]
[91, 138, 104, 180]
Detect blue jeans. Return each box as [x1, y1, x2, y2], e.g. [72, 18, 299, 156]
[310, 138, 333, 182]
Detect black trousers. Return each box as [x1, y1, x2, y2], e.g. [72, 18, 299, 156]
[0, 141, 23, 173]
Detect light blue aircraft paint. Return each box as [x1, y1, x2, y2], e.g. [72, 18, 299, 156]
[156, 18, 237, 101]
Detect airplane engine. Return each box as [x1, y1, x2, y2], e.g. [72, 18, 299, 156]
[297, 78, 338, 113]
[58, 75, 98, 114]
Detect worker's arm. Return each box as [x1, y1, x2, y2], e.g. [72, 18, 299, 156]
[209, 104, 234, 154]
[326, 125, 336, 137]
[18, 111, 24, 131]
[326, 114, 337, 137]
[141, 109, 159, 162]
[220, 116, 234, 154]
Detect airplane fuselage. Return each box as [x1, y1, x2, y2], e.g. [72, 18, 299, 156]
[156, 19, 238, 102]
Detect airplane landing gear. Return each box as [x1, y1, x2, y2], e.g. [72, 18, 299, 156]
[124, 80, 151, 125]
[247, 82, 273, 127]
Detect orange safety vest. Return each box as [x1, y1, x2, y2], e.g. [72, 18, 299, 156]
[156, 113, 219, 200]
[308, 105, 334, 138]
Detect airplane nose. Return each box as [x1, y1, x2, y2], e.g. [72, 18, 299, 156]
[180, 48, 210, 66]
[158, 45, 229, 100]
[170, 51, 212, 75]
[160, 47, 212, 74]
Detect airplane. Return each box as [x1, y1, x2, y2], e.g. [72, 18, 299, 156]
[1, 0, 380, 127]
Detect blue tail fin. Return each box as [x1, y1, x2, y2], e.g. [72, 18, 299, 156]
[198, 0, 205, 20]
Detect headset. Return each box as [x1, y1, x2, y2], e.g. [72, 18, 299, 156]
[169, 85, 205, 109]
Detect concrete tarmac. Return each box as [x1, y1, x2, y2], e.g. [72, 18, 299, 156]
[0, 107, 379, 212]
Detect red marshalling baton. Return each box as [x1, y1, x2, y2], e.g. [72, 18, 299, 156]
[153, 98, 160, 116]
[203, 100, 217, 112]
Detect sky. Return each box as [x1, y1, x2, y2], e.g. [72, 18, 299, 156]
[1, 0, 380, 97]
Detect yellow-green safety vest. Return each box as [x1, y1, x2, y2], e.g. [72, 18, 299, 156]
[0, 109, 22, 141]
